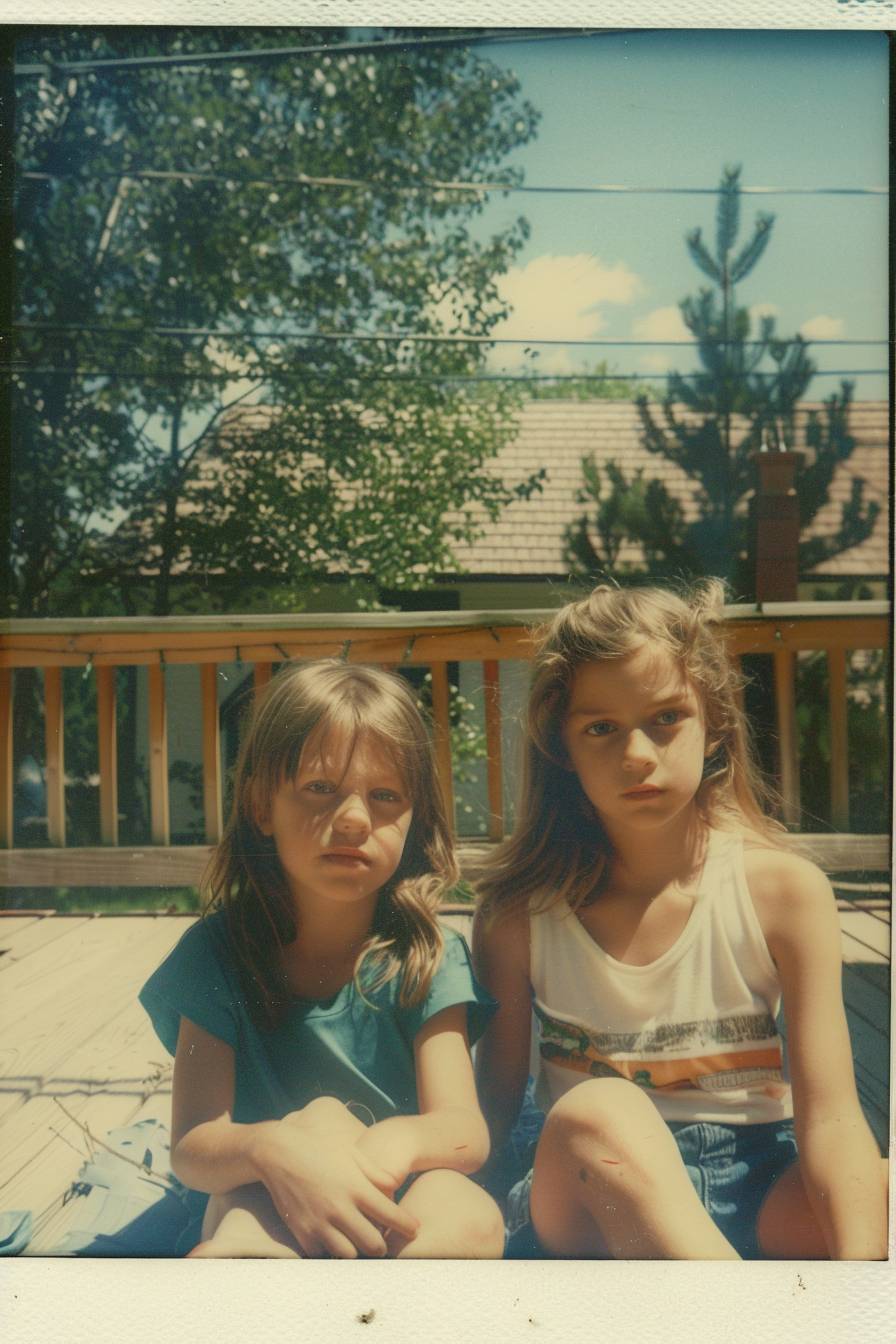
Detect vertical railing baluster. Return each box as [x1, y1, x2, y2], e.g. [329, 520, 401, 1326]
[201, 664, 223, 844]
[0, 669, 13, 848]
[429, 662, 454, 826]
[148, 663, 170, 845]
[827, 647, 849, 831]
[96, 665, 118, 846]
[773, 647, 800, 826]
[44, 666, 65, 846]
[483, 659, 504, 841]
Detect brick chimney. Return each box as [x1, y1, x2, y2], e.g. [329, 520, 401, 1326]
[749, 445, 804, 602]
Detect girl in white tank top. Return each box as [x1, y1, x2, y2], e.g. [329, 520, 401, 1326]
[530, 828, 792, 1127]
[474, 581, 886, 1260]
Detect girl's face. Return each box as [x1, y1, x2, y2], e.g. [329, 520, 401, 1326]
[561, 643, 708, 838]
[257, 727, 413, 913]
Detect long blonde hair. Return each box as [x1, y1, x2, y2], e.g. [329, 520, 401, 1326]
[205, 660, 457, 1028]
[478, 579, 786, 923]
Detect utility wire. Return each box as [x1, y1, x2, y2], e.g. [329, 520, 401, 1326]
[10, 322, 888, 348]
[13, 28, 624, 77]
[20, 167, 888, 197]
[4, 366, 885, 385]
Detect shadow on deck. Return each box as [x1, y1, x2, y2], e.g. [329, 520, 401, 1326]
[0, 894, 889, 1255]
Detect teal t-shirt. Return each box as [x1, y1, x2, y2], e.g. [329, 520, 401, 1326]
[139, 911, 495, 1126]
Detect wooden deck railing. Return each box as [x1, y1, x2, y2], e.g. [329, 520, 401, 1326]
[0, 601, 889, 886]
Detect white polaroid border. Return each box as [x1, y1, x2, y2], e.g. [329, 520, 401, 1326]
[3, 4, 893, 1341]
[4, 1, 896, 30]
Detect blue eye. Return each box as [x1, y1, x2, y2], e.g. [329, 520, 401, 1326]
[372, 789, 402, 803]
[656, 710, 681, 726]
[305, 780, 336, 794]
[585, 721, 615, 737]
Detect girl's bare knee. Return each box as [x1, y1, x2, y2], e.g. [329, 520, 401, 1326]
[547, 1077, 659, 1143]
[450, 1180, 505, 1256]
[397, 1170, 504, 1258]
[538, 1079, 680, 1196]
[197, 1187, 301, 1259]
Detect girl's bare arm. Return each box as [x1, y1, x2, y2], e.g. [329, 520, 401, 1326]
[354, 1003, 490, 1184]
[472, 905, 533, 1154]
[170, 1016, 272, 1191]
[170, 1016, 419, 1256]
[747, 848, 887, 1260]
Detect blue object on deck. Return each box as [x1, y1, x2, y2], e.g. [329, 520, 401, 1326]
[48, 1118, 197, 1257]
[0, 1210, 33, 1256]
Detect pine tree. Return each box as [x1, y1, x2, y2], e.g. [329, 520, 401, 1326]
[566, 165, 879, 596]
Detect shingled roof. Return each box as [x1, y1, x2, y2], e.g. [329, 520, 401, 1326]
[446, 400, 889, 580]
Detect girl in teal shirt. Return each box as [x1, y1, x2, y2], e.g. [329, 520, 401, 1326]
[140, 660, 501, 1259]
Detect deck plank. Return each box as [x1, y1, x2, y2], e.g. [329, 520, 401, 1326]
[0, 909, 889, 1254]
[1, 917, 185, 1038]
[25, 1086, 176, 1255]
[0, 916, 46, 941]
[0, 914, 96, 970]
[839, 908, 891, 964]
[7, 1083, 175, 1254]
[0, 987, 176, 1220]
[1, 917, 145, 1004]
[0, 920, 187, 1126]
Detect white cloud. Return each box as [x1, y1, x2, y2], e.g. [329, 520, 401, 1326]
[487, 253, 642, 373]
[633, 305, 690, 342]
[631, 306, 691, 373]
[799, 314, 845, 340]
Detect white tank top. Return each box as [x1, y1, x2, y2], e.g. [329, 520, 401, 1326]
[529, 829, 793, 1125]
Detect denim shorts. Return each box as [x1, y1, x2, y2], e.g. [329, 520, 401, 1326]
[501, 1103, 798, 1260]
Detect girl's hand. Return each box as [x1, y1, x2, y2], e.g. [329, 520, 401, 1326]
[250, 1120, 419, 1258]
[354, 1118, 416, 1193]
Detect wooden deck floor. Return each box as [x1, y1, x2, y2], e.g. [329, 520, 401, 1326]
[0, 899, 889, 1256]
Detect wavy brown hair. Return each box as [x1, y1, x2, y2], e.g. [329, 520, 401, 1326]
[204, 660, 457, 1029]
[478, 579, 787, 924]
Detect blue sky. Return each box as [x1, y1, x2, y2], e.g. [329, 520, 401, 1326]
[469, 29, 888, 399]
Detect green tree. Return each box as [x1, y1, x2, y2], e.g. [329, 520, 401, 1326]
[11, 28, 543, 620]
[10, 28, 546, 845]
[566, 165, 879, 595]
[526, 359, 661, 402]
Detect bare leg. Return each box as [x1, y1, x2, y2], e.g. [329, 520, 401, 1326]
[189, 1183, 301, 1258]
[386, 1169, 505, 1259]
[756, 1156, 889, 1259]
[529, 1078, 739, 1259]
[188, 1097, 368, 1259]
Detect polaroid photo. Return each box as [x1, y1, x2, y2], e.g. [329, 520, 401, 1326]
[2, 2, 892, 1341]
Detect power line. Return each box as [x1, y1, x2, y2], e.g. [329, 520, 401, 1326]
[20, 167, 888, 198]
[13, 28, 625, 77]
[4, 366, 885, 385]
[10, 322, 888, 348]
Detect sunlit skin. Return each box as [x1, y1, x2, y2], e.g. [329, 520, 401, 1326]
[474, 639, 889, 1260]
[559, 644, 713, 966]
[172, 691, 505, 1261]
[257, 730, 413, 995]
[561, 642, 709, 853]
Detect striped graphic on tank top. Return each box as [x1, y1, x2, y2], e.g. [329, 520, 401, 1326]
[534, 1002, 787, 1095]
